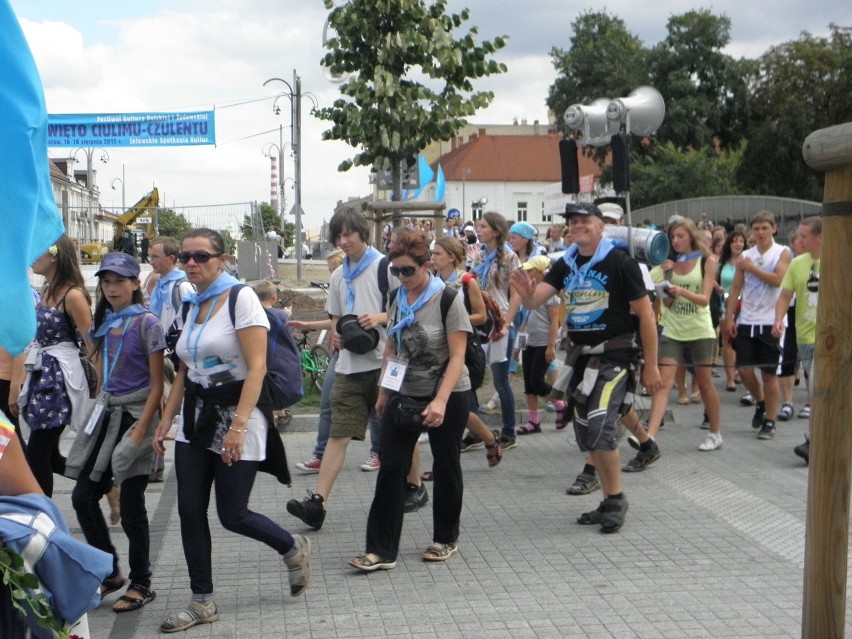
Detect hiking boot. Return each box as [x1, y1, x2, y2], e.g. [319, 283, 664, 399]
[794, 439, 810, 464]
[286, 492, 326, 530]
[460, 433, 483, 452]
[622, 442, 661, 472]
[566, 473, 600, 495]
[403, 483, 429, 513]
[499, 434, 517, 451]
[599, 495, 629, 533]
[740, 393, 756, 406]
[757, 420, 776, 440]
[698, 431, 723, 451]
[360, 451, 380, 472]
[778, 403, 794, 421]
[752, 403, 766, 429]
[295, 455, 322, 474]
[283, 534, 312, 597]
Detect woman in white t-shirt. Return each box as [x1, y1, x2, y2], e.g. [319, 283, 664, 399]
[153, 228, 310, 633]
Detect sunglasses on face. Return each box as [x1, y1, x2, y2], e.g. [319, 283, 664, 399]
[389, 265, 420, 277]
[177, 251, 222, 264]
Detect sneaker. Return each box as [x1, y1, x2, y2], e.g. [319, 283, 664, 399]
[286, 492, 326, 530]
[627, 434, 640, 450]
[778, 403, 794, 421]
[499, 434, 517, 451]
[545, 402, 557, 412]
[360, 452, 381, 472]
[740, 393, 756, 406]
[700, 413, 710, 429]
[798, 404, 811, 419]
[479, 397, 500, 414]
[160, 600, 219, 633]
[698, 432, 723, 451]
[622, 443, 661, 472]
[752, 403, 766, 429]
[567, 473, 600, 495]
[757, 420, 776, 440]
[283, 534, 312, 597]
[295, 455, 322, 474]
[403, 483, 429, 513]
[460, 433, 483, 452]
[794, 439, 810, 464]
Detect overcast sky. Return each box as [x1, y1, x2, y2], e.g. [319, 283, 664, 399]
[11, 0, 851, 231]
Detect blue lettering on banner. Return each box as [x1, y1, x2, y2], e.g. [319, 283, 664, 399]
[46, 111, 216, 147]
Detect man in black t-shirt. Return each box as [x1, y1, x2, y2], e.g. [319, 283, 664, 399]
[510, 203, 661, 533]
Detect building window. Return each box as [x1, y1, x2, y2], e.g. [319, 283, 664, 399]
[542, 201, 551, 223]
[517, 202, 528, 222]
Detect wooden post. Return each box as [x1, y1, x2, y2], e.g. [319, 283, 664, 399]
[801, 121, 852, 639]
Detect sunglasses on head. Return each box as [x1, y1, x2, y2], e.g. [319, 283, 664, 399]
[389, 265, 420, 277]
[177, 251, 222, 264]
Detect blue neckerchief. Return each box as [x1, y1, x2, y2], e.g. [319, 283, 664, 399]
[472, 247, 497, 283]
[562, 237, 615, 292]
[184, 271, 240, 325]
[93, 304, 147, 338]
[444, 269, 459, 284]
[149, 269, 187, 317]
[342, 246, 382, 313]
[388, 273, 445, 349]
[676, 250, 703, 263]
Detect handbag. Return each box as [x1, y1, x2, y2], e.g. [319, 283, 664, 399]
[79, 356, 98, 399]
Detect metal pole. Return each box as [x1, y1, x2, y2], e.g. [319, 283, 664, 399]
[294, 69, 303, 282]
[278, 124, 285, 227]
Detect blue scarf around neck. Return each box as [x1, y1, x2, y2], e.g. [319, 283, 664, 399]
[183, 271, 240, 325]
[94, 304, 148, 338]
[342, 246, 382, 313]
[149, 269, 187, 317]
[387, 273, 445, 348]
[472, 247, 497, 283]
[562, 237, 615, 292]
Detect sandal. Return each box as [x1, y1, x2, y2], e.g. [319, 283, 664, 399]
[676, 393, 690, 405]
[485, 430, 502, 467]
[726, 383, 737, 392]
[113, 583, 156, 613]
[421, 542, 458, 562]
[349, 555, 397, 571]
[555, 405, 569, 430]
[690, 391, 702, 404]
[99, 574, 126, 598]
[516, 421, 541, 435]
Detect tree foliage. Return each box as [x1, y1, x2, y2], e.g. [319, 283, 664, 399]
[156, 208, 193, 240]
[241, 202, 295, 246]
[317, 0, 508, 198]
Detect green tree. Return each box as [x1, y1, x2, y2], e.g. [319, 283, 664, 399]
[317, 0, 508, 200]
[736, 25, 852, 200]
[220, 229, 237, 255]
[155, 208, 193, 240]
[241, 202, 295, 246]
[546, 10, 648, 137]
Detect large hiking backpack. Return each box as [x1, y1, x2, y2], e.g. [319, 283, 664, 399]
[460, 272, 503, 343]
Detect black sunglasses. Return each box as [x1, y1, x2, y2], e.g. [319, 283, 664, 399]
[389, 265, 420, 277]
[177, 251, 223, 264]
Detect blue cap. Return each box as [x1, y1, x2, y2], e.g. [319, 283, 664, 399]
[95, 252, 141, 279]
[509, 221, 536, 240]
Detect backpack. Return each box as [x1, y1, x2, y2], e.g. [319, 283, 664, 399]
[181, 285, 304, 410]
[460, 273, 503, 343]
[388, 286, 486, 391]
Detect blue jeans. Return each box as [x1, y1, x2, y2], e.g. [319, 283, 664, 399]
[491, 328, 516, 439]
[313, 352, 381, 458]
[175, 441, 295, 595]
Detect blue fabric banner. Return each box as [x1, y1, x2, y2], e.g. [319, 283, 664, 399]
[0, 0, 66, 354]
[47, 111, 216, 147]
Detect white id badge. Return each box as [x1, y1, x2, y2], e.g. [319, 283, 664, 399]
[380, 357, 408, 391]
[517, 331, 529, 351]
[83, 396, 108, 435]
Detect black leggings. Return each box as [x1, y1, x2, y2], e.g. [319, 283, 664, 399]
[26, 426, 67, 497]
[522, 346, 553, 397]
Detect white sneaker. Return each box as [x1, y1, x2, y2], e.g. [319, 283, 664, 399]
[698, 432, 723, 451]
[360, 452, 381, 472]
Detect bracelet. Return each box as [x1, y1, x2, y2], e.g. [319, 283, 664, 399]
[232, 413, 249, 422]
[229, 426, 248, 433]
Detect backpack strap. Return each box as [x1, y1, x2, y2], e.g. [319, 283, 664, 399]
[171, 278, 186, 314]
[180, 284, 245, 328]
[387, 286, 455, 329]
[377, 256, 390, 312]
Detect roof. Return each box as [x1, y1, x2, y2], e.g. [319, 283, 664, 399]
[436, 131, 605, 182]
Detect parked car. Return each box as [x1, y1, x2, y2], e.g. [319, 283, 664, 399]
[79, 241, 109, 264]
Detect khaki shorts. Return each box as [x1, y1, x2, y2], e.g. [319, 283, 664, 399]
[659, 336, 715, 364]
[330, 369, 381, 440]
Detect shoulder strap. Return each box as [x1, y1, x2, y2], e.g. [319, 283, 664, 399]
[171, 279, 185, 313]
[461, 272, 474, 287]
[227, 284, 246, 327]
[439, 287, 455, 329]
[377, 256, 389, 312]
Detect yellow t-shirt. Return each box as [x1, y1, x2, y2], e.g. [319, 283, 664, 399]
[663, 259, 715, 341]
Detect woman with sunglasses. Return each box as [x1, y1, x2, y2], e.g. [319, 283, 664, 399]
[351, 230, 472, 570]
[153, 228, 310, 632]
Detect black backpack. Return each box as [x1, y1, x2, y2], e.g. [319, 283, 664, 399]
[388, 287, 486, 391]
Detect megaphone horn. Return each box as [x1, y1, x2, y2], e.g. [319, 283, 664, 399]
[607, 86, 665, 137]
[563, 98, 614, 146]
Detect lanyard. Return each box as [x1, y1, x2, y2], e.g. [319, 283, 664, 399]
[102, 318, 132, 391]
[183, 299, 217, 366]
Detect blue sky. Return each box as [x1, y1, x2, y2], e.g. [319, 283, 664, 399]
[10, 0, 851, 231]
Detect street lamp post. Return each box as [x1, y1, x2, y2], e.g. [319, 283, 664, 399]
[110, 164, 126, 212]
[461, 167, 471, 220]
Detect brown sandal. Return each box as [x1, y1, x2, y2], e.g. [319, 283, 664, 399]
[485, 430, 502, 467]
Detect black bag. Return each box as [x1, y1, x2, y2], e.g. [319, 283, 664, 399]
[391, 395, 431, 432]
[79, 357, 98, 399]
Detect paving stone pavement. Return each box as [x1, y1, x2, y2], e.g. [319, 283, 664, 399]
[48, 381, 852, 638]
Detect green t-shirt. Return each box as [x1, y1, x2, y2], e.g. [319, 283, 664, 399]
[780, 253, 819, 345]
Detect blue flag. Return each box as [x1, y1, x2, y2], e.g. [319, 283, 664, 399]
[412, 154, 434, 199]
[435, 164, 446, 202]
[0, 1, 66, 354]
